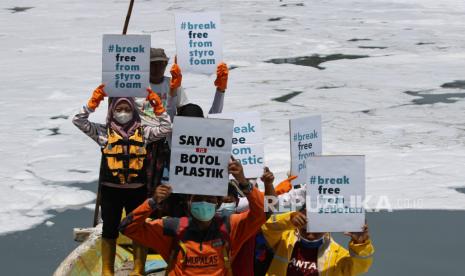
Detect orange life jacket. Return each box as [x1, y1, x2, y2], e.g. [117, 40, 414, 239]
[164, 216, 233, 276]
[101, 127, 147, 185]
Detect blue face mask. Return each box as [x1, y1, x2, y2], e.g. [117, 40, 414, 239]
[190, 201, 217, 222]
[299, 234, 324, 248]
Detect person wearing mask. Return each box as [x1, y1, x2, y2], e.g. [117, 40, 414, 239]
[118, 160, 265, 275]
[228, 170, 301, 276]
[262, 210, 374, 276]
[135, 48, 229, 196]
[72, 85, 172, 276]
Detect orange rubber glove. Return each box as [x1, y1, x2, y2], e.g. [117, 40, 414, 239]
[275, 175, 297, 196]
[146, 88, 165, 116]
[87, 84, 107, 110]
[214, 62, 229, 92]
[170, 56, 182, 90]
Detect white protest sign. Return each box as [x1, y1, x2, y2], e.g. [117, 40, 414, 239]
[209, 112, 264, 178]
[306, 156, 365, 233]
[102, 34, 150, 97]
[290, 115, 322, 185]
[169, 116, 234, 196]
[175, 12, 222, 74]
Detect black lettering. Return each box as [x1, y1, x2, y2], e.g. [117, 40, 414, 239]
[179, 135, 186, 145]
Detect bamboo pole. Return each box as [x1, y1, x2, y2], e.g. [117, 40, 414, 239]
[93, 0, 135, 227]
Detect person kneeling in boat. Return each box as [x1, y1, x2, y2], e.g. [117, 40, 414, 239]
[72, 85, 172, 276]
[261, 209, 374, 276]
[119, 160, 266, 275]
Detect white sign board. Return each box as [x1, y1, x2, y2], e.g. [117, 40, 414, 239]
[169, 116, 234, 196]
[290, 115, 322, 185]
[306, 156, 365, 232]
[175, 12, 222, 74]
[209, 112, 264, 178]
[102, 34, 150, 97]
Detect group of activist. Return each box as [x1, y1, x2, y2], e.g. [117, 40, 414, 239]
[73, 48, 374, 276]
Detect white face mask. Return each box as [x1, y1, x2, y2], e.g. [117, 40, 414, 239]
[113, 111, 133, 124]
[217, 202, 236, 214]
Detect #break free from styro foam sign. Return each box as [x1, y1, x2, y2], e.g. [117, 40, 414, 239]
[102, 34, 150, 97]
[169, 116, 234, 196]
[175, 12, 222, 74]
[306, 155, 365, 233]
[209, 111, 265, 178]
[290, 115, 322, 186]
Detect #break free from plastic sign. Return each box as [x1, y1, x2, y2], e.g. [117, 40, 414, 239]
[169, 116, 234, 196]
[175, 12, 222, 74]
[102, 34, 150, 97]
[306, 156, 365, 233]
[290, 115, 322, 186]
[209, 111, 265, 178]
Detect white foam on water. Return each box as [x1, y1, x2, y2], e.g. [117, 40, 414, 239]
[1, 0, 465, 234]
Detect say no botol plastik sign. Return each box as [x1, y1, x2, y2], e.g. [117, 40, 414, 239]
[290, 115, 322, 185]
[209, 111, 265, 178]
[169, 116, 234, 196]
[306, 155, 365, 233]
[175, 12, 222, 74]
[102, 34, 150, 97]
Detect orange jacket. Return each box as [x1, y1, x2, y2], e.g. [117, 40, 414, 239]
[119, 187, 265, 276]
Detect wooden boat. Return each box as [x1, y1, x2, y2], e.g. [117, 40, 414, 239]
[54, 224, 167, 276]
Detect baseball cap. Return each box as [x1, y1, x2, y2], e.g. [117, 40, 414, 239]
[150, 48, 169, 62]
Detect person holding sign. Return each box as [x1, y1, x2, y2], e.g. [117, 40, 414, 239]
[72, 85, 172, 276]
[134, 48, 229, 202]
[261, 209, 374, 276]
[119, 159, 265, 276]
[134, 48, 229, 123]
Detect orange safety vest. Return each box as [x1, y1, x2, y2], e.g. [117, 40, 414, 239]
[164, 216, 233, 276]
[101, 127, 147, 185]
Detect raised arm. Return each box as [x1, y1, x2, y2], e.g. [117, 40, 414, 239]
[227, 159, 266, 258]
[144, 88, 172, 143]
[72, 84, 108, 146]
[119, 186, 174, 260]
[336, 224, 374, 275]
[209, 62, 229, 114]
[166, 56, 184, 120]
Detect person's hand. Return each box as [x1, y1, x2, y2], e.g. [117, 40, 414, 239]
[344, 224, 370, 244]
[275, 175, 297, 196]
[261, 167, 275, 186]
[146, 87, 165, 115]
[214, 62, 228, 92]
[228, 157, 247, 184]
[170, 56, 182, 91]
[87, 84, 107, 110]
[153, 184, 172, 204]
[291, 212, 307, 229]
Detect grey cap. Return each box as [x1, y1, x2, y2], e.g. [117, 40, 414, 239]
[150, 48, 169, 62]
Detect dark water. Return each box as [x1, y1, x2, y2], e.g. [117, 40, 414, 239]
[0, 208, 94, 276]
[6, 7, 34, 13]
[0, 208, 464, 275]
[272, 91, 302, 102]
[441, 80, 465, 89]
[266, 54, 370, 70]
[358, 46, 387, 49]
[404, 90, 465, 105]
[348, 38, 372, 42]
[333, 210, 465, 276]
